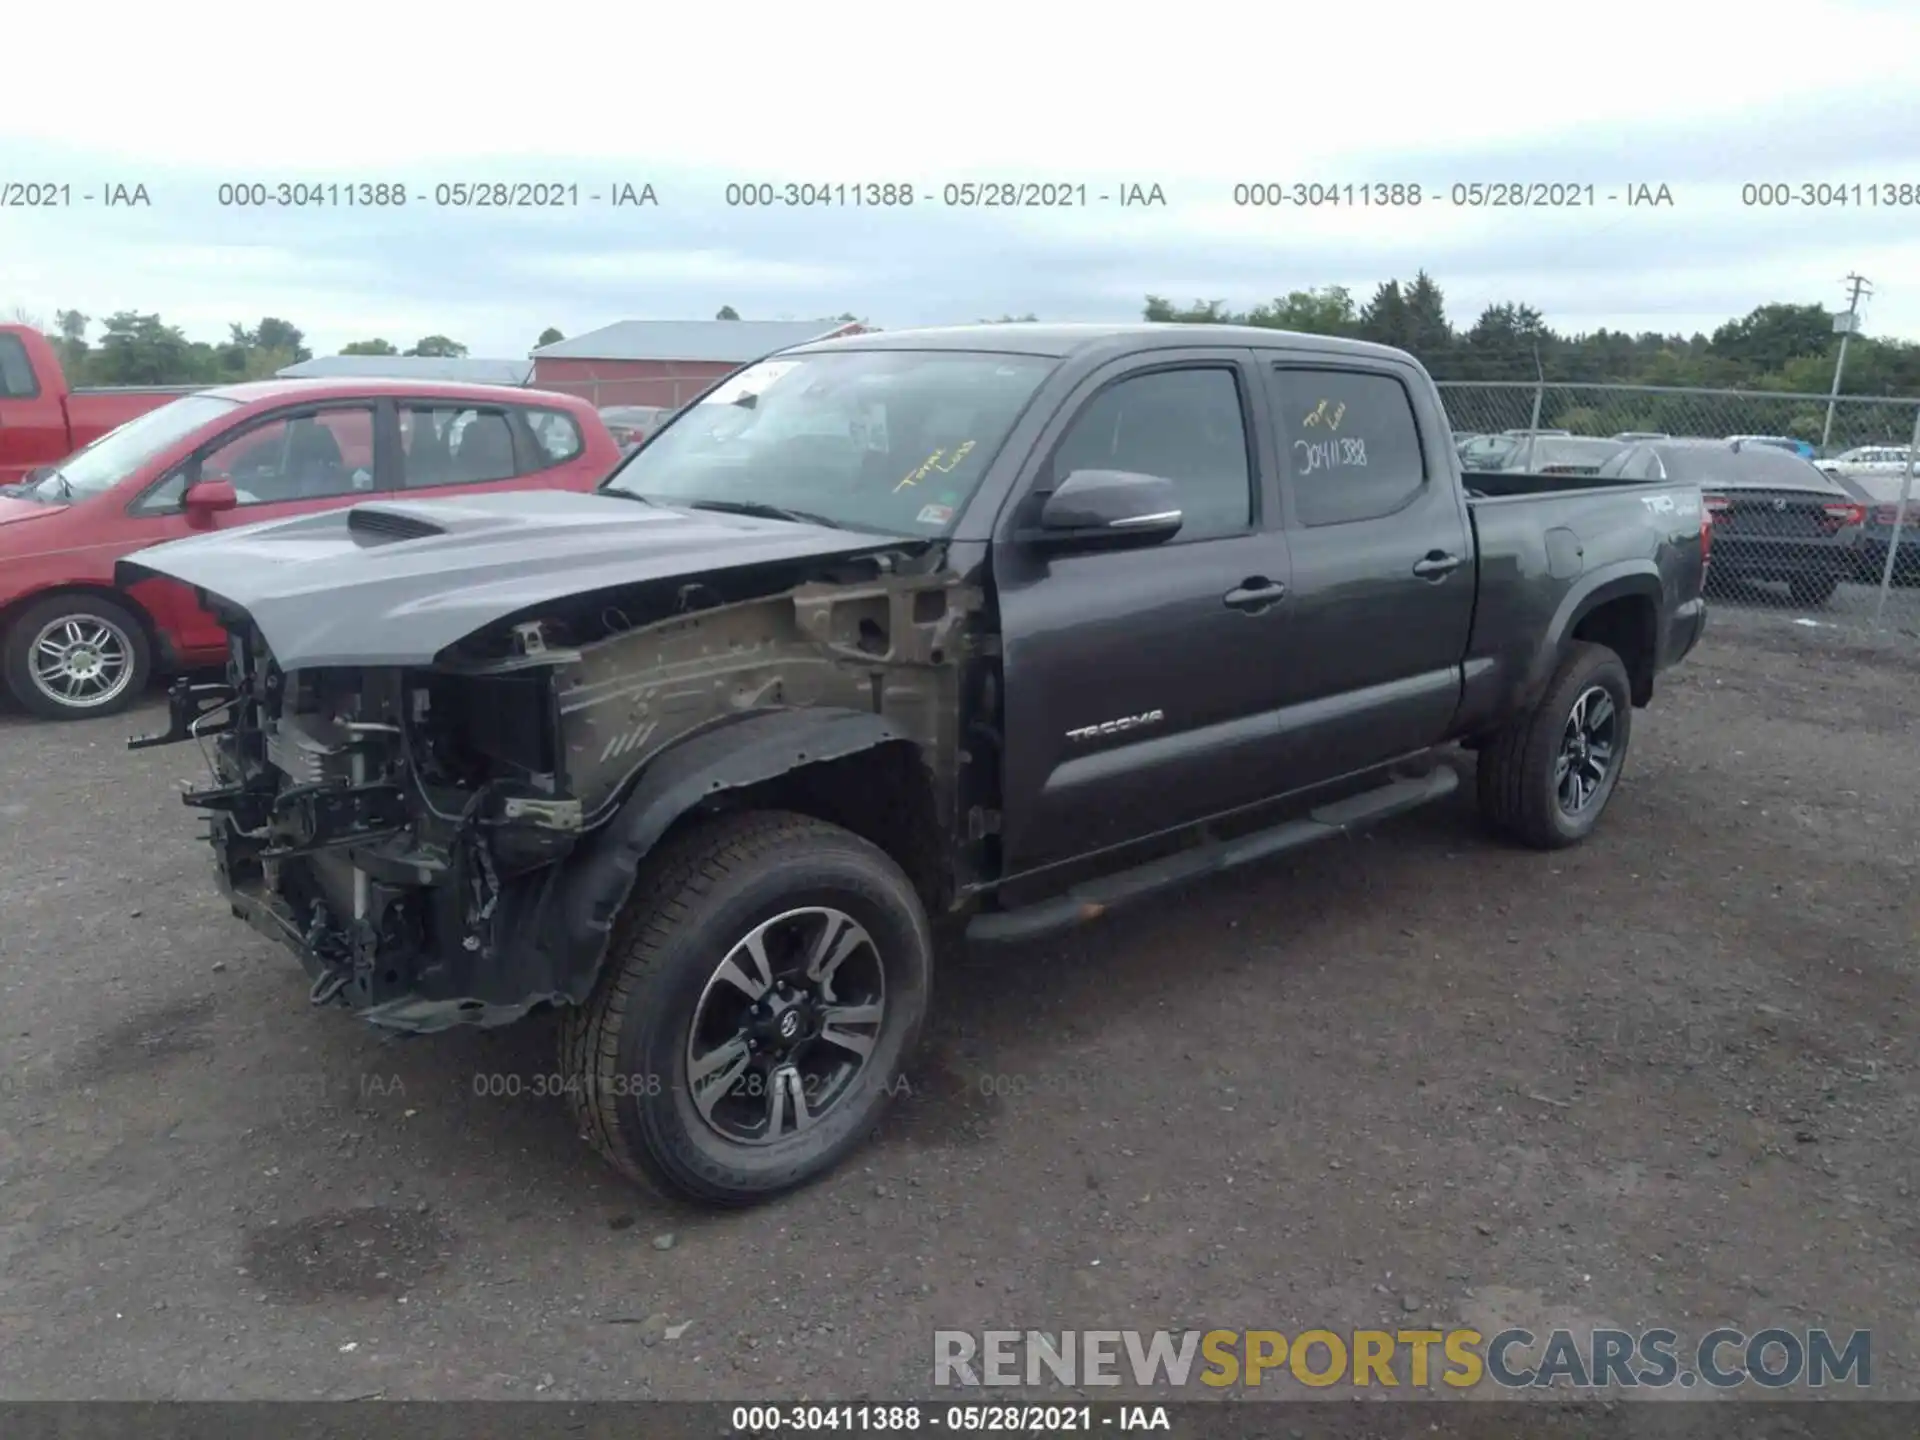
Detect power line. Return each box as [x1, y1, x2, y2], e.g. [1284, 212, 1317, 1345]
[1822, 272, 1873, 453]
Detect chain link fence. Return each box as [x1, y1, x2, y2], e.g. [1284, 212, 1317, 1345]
[1437, 381, 1920, 636]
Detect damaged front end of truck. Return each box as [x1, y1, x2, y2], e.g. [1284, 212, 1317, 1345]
[119, 495, 976, 1034]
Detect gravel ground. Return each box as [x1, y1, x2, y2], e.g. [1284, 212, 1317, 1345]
[0, 606, 1915, 1403]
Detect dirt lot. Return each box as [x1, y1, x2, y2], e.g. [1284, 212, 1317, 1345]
[0, 608, 1915, 1402]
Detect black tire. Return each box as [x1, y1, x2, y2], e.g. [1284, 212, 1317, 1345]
[1476, 641, 1633, 851]
[2, 592, 152, 721]
[561, 809, 932, 1206]
[1788, 573, 1840, 608]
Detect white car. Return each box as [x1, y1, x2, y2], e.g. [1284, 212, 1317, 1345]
[1821, 445, 1915, 480]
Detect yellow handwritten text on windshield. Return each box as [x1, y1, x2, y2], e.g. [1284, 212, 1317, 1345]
[895, 440, 977, 491]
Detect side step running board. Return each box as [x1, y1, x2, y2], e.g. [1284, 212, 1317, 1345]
[966, 763, 1459, 944]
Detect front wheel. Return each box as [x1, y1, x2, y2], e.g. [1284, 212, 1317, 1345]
[2, 593, 152, 720]
[561, 810, 933, 1206]
[1477, 641, 1633, 850]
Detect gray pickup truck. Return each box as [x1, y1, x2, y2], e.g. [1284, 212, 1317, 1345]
[119, 323, 1708, 1206]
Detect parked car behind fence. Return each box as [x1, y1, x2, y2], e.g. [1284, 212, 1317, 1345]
[599, 404, 678, 454]
[1827, 466, 1920, 586]
[1599, 439, 1866, 608]
[1481, 436, 1627, 476]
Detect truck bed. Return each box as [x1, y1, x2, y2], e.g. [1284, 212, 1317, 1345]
[1453, 470, 1708, 739]
[1463, 468, 1649, 499]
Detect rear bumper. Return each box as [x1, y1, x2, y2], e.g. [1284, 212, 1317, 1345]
[1664, 596, 1707, 668]
[1708, 536, 1857, 579]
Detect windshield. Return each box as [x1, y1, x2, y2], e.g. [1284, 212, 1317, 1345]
[601, 350, 1056, 534]
[26, 393, 241, 502]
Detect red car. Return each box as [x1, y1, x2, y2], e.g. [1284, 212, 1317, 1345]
[0, 378, 621, 719]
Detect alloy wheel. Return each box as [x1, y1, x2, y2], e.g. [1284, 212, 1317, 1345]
[28, 613, 136, 710]
[685, 906, 887, 1145]
[1555, 684, 1618, 815]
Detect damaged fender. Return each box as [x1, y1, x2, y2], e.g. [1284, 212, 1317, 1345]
[486, 708, 914, 1024]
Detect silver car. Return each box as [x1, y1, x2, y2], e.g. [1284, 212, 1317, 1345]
[1820, 445, 1914, 481]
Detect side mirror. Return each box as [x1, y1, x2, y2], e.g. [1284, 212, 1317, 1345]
[1028, 469, 1183, 550]
[183, 478, 239, 520]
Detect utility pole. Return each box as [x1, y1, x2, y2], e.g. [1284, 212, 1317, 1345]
[1822, 273, 1872, 454]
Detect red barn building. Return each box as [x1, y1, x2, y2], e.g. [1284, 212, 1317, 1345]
[529, 318, 868, 409]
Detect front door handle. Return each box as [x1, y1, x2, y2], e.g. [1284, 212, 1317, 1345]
[1412, 551, 1463, 580]
[1224, 578, 1288, 611]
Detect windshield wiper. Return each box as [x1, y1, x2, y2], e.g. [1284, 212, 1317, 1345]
[682, 498, 847, 529]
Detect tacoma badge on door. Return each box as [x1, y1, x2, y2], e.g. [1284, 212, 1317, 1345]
[1066, 709, 1165, 742]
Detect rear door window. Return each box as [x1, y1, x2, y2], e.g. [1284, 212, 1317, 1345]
[1271, 367, 1427, 527]
[399, 405, 517, 487]
[0, 334, 38, 397]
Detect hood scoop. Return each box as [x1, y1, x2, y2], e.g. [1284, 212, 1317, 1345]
[348, 505, 449, 545]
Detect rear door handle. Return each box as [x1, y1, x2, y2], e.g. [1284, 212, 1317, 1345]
[1412, 551, 1463, 579]
[1224, 578, 1288, 611]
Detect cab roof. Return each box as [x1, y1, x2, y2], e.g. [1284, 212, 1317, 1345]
[784, 322, 1418, 365]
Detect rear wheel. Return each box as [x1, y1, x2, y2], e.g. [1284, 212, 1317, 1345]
[1788, 573, 1840, 607]
[1477, 641, 1633, 850]
[2, 593, 152, 721]
[561, 810, 932, 1206]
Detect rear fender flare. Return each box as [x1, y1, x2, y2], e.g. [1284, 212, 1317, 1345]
[1527, 563, 1663, 705]
[498, 707, 911, 1005]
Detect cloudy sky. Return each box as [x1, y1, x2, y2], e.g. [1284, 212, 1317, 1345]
[4, 0, 1918, 358]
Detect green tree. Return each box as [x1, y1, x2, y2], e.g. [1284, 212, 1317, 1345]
[91, 312, 209, 385]
[238, 347, 299, 380]
[406, 335, 468, 358]
[1359, 281, 1411, 349]
[536, 326, 564, 346]
[1246, 287, 1359, 336]
[50, 309, 92, 382]
[1135, 280, 1920, 405]
[1710, 303, 1832, 375]
[716, 306, 740, 320]
[341, 338, 400, 355]
[225, 317, 310, 363]
[1402, 272, 1453, 363]
[1143, 296, 1234, 323]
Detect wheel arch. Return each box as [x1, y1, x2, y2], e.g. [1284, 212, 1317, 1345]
[1, 581, 166, 665]
[496, 707, 946, 1009]
[1544, 565, 1662, 708]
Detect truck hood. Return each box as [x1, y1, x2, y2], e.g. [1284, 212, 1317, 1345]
[115, 489, 915, 669]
